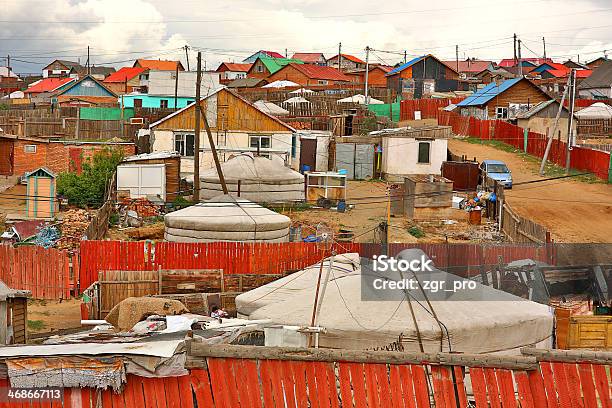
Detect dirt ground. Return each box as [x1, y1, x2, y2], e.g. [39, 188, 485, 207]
[285, 180, 499, 244]
[27, 298, 83, 337]
[448, 139, 612, 243]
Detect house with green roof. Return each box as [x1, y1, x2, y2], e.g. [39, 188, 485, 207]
[247, 57, 304, 79]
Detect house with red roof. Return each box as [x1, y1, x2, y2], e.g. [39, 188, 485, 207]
[133, 59, 184, 71]
[103, 67, 148, 94]
[498, 58, 552, 68]
[215, 62, 253, 84]
[344, 65, 392, 87]
[441, 59, 495, 79]
[265, 64, 351, 86]
[243, 50, 285, 63]
[386, 55, 461, 98]
[326, 54, 366, 71]
[291, 53, 327, 66]
[23, 77, 76, 98]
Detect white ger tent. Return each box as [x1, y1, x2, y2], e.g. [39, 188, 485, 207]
[574, 102, 612, 119]
[283, 96, 310, 105]
[236, 249, 553, 353]
[290, 88, 315, 94]
[337, 94, 384, 105]
[253, 100, 290, 116]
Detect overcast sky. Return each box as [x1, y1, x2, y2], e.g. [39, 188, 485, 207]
[1, 0, 611, 74]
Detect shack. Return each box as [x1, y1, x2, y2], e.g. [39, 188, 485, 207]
[404, 175, 454, 219]
[117, 151, 181, 202]
[25, 167, 57, 219]
[0, 280, 30, 345]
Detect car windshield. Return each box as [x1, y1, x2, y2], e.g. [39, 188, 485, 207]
[487, 164, 509, 173]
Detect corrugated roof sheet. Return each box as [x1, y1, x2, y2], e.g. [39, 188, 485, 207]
[457, 77, 523, 107]
[23, 77, 75, 94]
[259, 57, 304, 74]
[578, 60, 611, 89]
[217, 63, 252, 72]
[442, 60, 493, 73]
[290, 64, 351, 81]
[103, 67, 147, 83]
[498, 58, 553, 68]
[327, 54, 366, 64]
[134, 59, 183, 71]
[386, 56, 424, 76]
[291, 53, 325, 63]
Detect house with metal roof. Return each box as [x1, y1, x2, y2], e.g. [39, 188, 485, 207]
[291, 53, 327, 66]
[41, 60, 83, 78]
[103, 67, 148, 94]
[68, 65, 116, 81]
[243, 50, 285, 63]
[53, 75, 118, 107]
[456, 77, 550, 120]
[215, 62, 253, 84]
[246, 57, 304, 79]
[515, 100, 575, 143]
[23, 77, 77, 98]
[133, 59, 184, 72]
[326, 54, 366, 71]
[498, 58, 552, 68]
[265, 64, 351, 86]
[385, 55, 461, 99]
[578, 60, 612, 99]
[441, 59, 495, 79]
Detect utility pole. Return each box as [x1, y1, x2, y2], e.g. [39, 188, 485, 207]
[518, 39, 523, 77]
[184, 45, 190, 71]
[542, 37, 547, 60]
[455, 45, 459, 73]
[565, 69, 576, 174]
[86, 46, 90, 75]
[6, 55, 9, 72]
[364, 46, 370, 107]
[173, 65, 179, 110]
[539, 75, 570, 175]
[193, 52, 202, 201]
[285, 48, 288, 58]
[338, 42, 342, 71]
[513, 33, 517, 65]
[404, 50, 407, 64]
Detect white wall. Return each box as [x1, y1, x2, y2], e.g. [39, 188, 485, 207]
[291, 131, 331, 172]
[382, 137, 447, 176]
[150, 129, 293, 178]
[147, 70, 221, 97]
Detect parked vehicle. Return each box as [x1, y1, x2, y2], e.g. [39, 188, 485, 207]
[479, 159, 513, 188]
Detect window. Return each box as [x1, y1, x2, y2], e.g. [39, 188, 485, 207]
[318, 80, 328, 85]
[175, 134, 195, 157]
[256, 65, 263, 73]
[495, 107, 508, 119]
[133, 98, 143, 108]
[250, 135, 271, 158]
[24, 145, 37, 153]
[291, 134, 297, 158]
[417, 141, 430, 164]
[160, 99, 169, 108]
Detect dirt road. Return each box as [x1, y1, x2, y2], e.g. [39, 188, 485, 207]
[449, 139, 612, 242]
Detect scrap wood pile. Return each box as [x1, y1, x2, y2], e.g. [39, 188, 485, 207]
[119, 197, 159, 218]
[56, 209, 90, 251]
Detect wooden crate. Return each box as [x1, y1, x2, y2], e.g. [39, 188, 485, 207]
[568, 315, 612, 349]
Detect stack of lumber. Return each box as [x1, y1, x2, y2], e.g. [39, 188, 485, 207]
[56, 209, 90, 251]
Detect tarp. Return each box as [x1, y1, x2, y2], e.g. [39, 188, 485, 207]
[368, 102, 400, 121]
[237, 249, 553, 353]
[337, 94, 384, 105]
[263, 80, 299, 88]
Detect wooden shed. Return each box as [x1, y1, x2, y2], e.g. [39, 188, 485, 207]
[25, 167, 57, 219]
[117, 152, 181, 201]
[0, 280, 30, 345]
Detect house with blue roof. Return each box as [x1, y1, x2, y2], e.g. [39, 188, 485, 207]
[385, 54, 462, 98]
[456, 77, 550, 120]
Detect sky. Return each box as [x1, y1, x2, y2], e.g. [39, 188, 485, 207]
[1, 0, 611, 74]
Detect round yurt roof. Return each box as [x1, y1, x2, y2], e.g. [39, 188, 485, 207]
[263, 80, 299, 88]
[574, 102, 612, 119]
[337, 94, 384, 105]
[253, 100, 290, 116]
[165, 195, 290, 232]
[200, 154, 304, 184]
[237, 249, 553, 353]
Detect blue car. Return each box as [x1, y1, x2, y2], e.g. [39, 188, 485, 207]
[479, 160, 513, 188]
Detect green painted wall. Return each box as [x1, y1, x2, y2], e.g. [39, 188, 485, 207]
[79, 107, 135, 121]
[368, 102, 400, 122]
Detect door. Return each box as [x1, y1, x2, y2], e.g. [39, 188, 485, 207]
[69, 147, 83, 174]
[0, 140, 13, 175]
[299, 138, 317, 172]
[335, 143, 355, 179]
[354, 144, 374, 179]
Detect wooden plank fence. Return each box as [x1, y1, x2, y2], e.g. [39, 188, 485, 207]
[0, 346, 607, 407]
[501, 202, 550, 244]
[0, 245, 71, 299]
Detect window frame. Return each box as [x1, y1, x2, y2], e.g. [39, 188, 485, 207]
[417, 141, 431, 164]
[496, 106, 508, 119]
[249, 135, 272, 158]
[24, 144, 37, 153]
[160, 99, 169, 109]
[174, 133, 195, 157]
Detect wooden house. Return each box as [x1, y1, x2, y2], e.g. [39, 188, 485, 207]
[515, 100, 575, 143]
[475, 68, 516, 85]
[0, 280, 30, 345]
[345, 65, 392, 87]
[457, 77, 550, 120]
[291, 53, 327, 66]
[215, 63, 253, 84]
[242, 50, 285, 63]
[326, 54, 366, 71]
[265, 64, 351, 86]
[386, 55, 460, 98]
[42, 60, 82, 78]
[246, 57, 304, 79]
[25, 167, 57, 219]
[68, 65, 116, 81]
[586, 57, 609, 70]
[53, 75, 118, 106]
[148, 88, 295, 178]
[103, 67, 147, 94]
[441, 59, 495, 79]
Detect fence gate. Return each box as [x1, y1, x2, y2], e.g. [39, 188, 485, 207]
[335, 143, 374, 180]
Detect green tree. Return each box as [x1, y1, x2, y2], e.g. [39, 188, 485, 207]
[57, 148, 124, 208]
